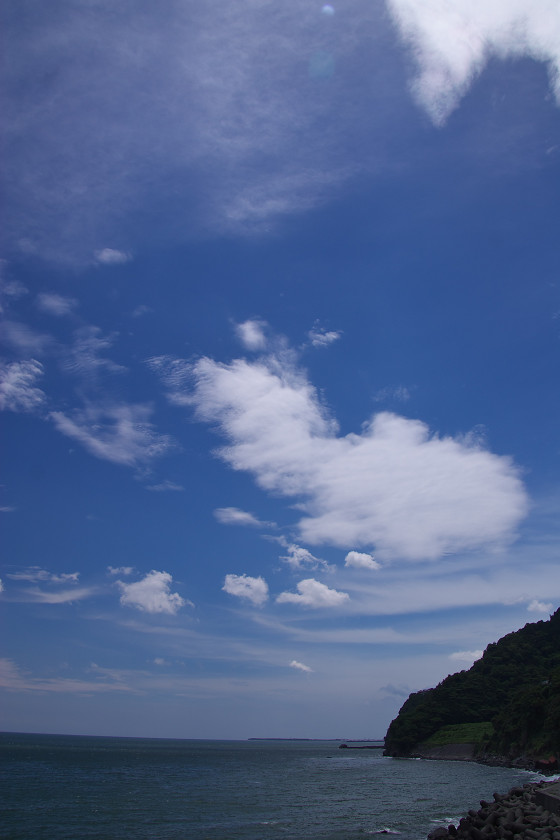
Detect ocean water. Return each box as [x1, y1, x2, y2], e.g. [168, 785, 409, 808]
[0, 733, 542, 840]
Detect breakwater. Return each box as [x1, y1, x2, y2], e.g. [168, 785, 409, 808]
[428, 782, 560, 840]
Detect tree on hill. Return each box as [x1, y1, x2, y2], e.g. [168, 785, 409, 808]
[384, 609, 560, 759]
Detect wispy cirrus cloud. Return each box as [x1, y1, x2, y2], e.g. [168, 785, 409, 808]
[0, 359, 46, 413]
[7, 567, 79, 584]
[0, 658, 133, 694]
[36, 293, 78, 317]
[214, 507, 271, 528]
[1, 321, 52, 356]
[94, 248, 132, 265]
[24, 586, 96, 605]
[50, 402, 174, 468]
[289, 659, 313, 673]
[145, 480, 184, 493]
[307, 326, 342, 348]
[62, 326, 126, 378]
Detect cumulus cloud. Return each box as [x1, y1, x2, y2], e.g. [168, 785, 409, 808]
[222, 573, 269, 606]
[289, 659, 313, 673]
[0, 359, 46, 413]
[0, 579, 3, 593]
[344, 551, 381, 571]
[117, 570, 188, 614]
[281, 543, 326, 570]
[386, 0, 560, 124]
[184, 350, 528, 561]
[277, 578, 349, 608]
[36, 293, 77, 317]
[94, 248, 131, 265]
[308, 326, 342, 348]
[527, 598, 553, 613]
[214, 507, 267, 528]
[50, 402, 173, 467]
[236, 320, 268, 351]
[449, 649, 484, 663]
[107, 566, 134, 576]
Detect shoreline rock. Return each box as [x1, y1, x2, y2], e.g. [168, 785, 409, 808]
[427, 782, 560, 840]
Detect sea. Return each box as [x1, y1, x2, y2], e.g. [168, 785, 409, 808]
[0, 733, 547, 840]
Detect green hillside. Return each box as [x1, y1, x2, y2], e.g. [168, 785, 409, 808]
[384, 609, 560, 760]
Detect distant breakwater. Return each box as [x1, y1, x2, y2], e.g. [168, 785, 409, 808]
[428, 782, 560, 840]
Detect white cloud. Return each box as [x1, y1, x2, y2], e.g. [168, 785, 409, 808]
[0, 273, 27, 314]
[1, 321, 52, 355]
[308, 327, 342, 348]
[222, 574, 269, 606]
[449, 649, 484, 663]
[277, 578, 350, 608]
[117, 570, 188, 614]
[7, 567, 79, 584]
[374, 385, 411, 404]
[145, 480, 184, 493]
[0, 658, 132, 694]
[527, 598, 553, 613]
[36, 293, 77, 317]
[94, 248, 131, 265]
[26, 586, 96, 604]
[107, 566, 134, 576]
[214, 507, 268, 528]
[0, 359, 46, 413]
[236, 319, 268, 351]
[63, 326, 126, 378]
[50, 402, 173, 467]
[0, 579, 3, 593]
[386, 0, 560, 124]
[146, 356, 192, 407]
[281, 543, 326, 570]
[289, 659, 313, 673]
[344, 551, 381, 571]
[1, 3, 380, 262]
[186, 350, 528, 561]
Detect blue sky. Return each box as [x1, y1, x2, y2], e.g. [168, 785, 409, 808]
[1, 0, 560, 740]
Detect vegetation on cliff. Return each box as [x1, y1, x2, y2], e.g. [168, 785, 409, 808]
[384, 609, 560, 759]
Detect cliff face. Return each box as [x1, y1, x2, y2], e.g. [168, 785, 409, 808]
[384, 609, 560, 761]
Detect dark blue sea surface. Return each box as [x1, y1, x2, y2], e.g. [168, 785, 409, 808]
[0, 733, 542, 840]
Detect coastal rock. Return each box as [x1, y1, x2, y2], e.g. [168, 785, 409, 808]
[427, 783, 560, 840]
